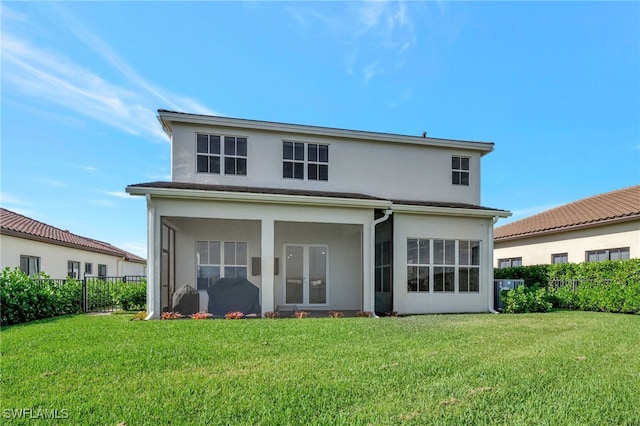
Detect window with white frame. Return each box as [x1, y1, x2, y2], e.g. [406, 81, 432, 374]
[585, 247, 629, 262]
[407, 239, 480, 293]
[85, 262, 93, 275]
[196, 133, 247, 175]
[407, 239, 430, 292]
[20, 255, 40, 277]
[197, 241, 248, 290]
[498, 257, 522, 268]
[452, 156, 470, 186]
[551, 253, 568, 264]
[458, 240, 481, 292]
[283, 141, 328, 181]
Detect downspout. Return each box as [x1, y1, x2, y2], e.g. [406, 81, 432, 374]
[369, 209, 393, 318]
[488, 216, 500, 314]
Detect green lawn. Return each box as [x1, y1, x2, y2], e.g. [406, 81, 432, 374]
[1, 311, 639, 425]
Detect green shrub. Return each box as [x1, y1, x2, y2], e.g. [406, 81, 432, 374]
[501, 285, 552, 314]
[548, 259, 640, 314]
[497, 259, 640, 314]
[494, 264, 550, 286]
[0, 268, 83, 326]
[118, 281, 146, 311]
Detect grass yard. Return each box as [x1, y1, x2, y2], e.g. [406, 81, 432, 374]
[1, 311, 639, 425]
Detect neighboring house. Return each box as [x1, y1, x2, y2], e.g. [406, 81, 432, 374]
[126, 110, 510, 318]
[494, 185, 640, 267]
[0, 208, 147, 279]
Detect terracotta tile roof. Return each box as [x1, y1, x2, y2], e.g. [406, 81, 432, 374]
[494, 185, 640, 241]
[127, 181, 507, 213]
[0, 208, 146, 263]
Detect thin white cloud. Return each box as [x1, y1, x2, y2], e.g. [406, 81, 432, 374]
[288, 1, 417, 82]
[78, 165, 98, 172]
[88, 199, 115, 208]
[120, 241, 147, 258]
[364, 60, 382, 81]
[0, 191, 29, 206]
[103, 190, 132, 199]
[41, 179, 67, 188]
[1, 4, 218, 145]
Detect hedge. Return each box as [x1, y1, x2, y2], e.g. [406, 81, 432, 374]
[495, 259, 640, 314]
[1, 268, 147, 326]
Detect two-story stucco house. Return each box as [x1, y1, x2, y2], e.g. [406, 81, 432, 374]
[126, 110, 510, 318]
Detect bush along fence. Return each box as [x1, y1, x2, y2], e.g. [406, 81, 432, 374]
[0, 267, 147, 326]
[495, 259, 640, 314]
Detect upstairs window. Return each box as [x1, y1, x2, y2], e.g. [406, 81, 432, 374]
[283, 142, 328, 181]
[197, 133, 247, 176]
[452, 156, 470, 186]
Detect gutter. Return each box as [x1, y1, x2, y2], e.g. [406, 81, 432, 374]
[127, 186, 391, 210]
[369, 209, 393, 318]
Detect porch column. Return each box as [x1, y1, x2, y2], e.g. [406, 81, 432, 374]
[146, 195, 161, 319]
[362, 221, 374, 313]
[260, 219, 275, 316]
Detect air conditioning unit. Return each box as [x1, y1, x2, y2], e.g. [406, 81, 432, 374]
[494, 279, 524, 311]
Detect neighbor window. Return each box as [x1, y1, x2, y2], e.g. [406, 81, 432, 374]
[85, 262, 93, 275]
[67, 261, 80, 279]
[452, 156, 470, 186]
[197, 133, 247, 175]
[197, 241, 248, 290]
[586, 247, 630, 262]
[551, 253, 568, 264]
[407, 239, 480, 293]
[20, 255, 40, 277]
[98, 264, 107, 277]
[283, 141, 328, 181]
[498, 257, 522, 268]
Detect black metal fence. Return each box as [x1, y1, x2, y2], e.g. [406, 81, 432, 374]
[35, 275, 146, 313]
[549, 279, 613, 291]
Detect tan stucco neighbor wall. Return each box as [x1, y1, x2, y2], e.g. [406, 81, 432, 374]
[494, 220, 640, 266]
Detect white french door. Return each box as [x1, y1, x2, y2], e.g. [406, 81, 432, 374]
[284, 244, 328, 306]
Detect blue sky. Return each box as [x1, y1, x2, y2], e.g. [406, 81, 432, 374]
[1, 1, 639, 258]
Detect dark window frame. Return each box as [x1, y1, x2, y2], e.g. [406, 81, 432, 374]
[283, 141, 329, 181]
[452, 156, 470, 186]
[196, 133, 247, 176]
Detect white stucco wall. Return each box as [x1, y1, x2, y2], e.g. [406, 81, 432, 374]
[393, 213, 495, 314]
[494, 221, 640, 266]
[0, 234, 146, 279]
[169, 122, 482, 205]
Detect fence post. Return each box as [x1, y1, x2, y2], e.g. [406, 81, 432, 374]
[82, 277, 88, 313]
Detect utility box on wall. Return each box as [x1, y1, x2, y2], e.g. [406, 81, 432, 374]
[494, 279, 524, 311]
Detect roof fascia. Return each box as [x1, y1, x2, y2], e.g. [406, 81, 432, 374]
[157, 110, 495, 154]
[0, 229, 134, 260]
[127, 186, 392, 210]
[392, 203, 512, 219]
[495, 215, 640, 242]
